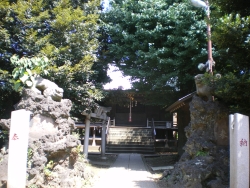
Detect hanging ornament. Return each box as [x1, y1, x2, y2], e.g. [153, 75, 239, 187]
[129, 98, 132, 122]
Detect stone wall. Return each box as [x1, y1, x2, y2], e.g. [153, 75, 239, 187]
[176, 104, 190, 156]
[0, 89, 92, 188]
[165, 95, 229, 188]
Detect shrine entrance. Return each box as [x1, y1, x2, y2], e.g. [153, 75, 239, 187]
[109, 102, 167, 127]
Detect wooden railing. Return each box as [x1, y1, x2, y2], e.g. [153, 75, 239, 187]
[106, 117, 110, 135]
[75, 117, 114, 146]
[148, 119, 178, 151]
[147, 119, 175, 128]
[105, 117, 110, 146]
[110, 118, 115, 126]
[151, 118, 156, 140]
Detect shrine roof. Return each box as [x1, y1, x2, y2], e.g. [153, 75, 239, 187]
[165, 92, 196, 113]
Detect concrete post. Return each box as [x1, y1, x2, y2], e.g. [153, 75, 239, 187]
[229, 113, 249, 188]
[83, 114, 91, 158]
[101, 120, 106, 159]
[8, 109, 31, 188]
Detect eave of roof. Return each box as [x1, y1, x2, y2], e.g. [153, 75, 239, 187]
[166, 92, 196, 113]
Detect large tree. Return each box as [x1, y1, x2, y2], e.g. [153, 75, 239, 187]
[101, 0, 250, 113]
[101, 0, 210, 106]
[0, 0, 109, 119]
[211, 0, 250, 114]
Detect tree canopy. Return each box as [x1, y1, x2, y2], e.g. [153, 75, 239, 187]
[101, 0, 250, 113]
[0, 0, 109, 119]
[211, 0, 250, 114]
[101, 0, 210, 105]
[0, 0, 249, 118]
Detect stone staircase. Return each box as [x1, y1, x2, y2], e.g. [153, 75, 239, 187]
[106, 127, 155, 153]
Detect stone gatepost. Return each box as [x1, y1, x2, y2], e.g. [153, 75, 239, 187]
[229, 113, 249, 188]
[8, 109, 31, 188]
[82, 106, 111, 159]
[83, 114, 91, 158]
[101, 120, 107, 159]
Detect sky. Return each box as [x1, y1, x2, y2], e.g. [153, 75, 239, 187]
[103, 64, 132, 90]
[101, 0, 132, 90]
[102, 0, 110, 12]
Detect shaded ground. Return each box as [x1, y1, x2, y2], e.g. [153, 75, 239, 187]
[84, 154, 118, 187]
[86, 152, 179, 188]
[142, 153, 179, 171]
[141, 153, 179, 188]
[88, 154, 118, 168]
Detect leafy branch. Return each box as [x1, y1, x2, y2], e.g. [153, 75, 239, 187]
[10, 55, 49, 91]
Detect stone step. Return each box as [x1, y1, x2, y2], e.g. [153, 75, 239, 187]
[107, 135, 152, 139]
[108, 137, 152, 141]
[107, 141, 152, 144]
[108, 128, 152, 133]
[109, 128, 152, 131]
[107, 141, 154, 145]
[107, 139, 154, 145]
[108, 135, 152, 139]
[108, 132, 152, 136]
[108, 127, 151, 130]
[106, 127, 155, 154]
[106, 145, 154, 149]
[108, 134, 152, 137]
[108, 137, 154, 141]
[106, 149, 155, 154]
[106, 144, 155, 154]
[108, 131, 152, 134]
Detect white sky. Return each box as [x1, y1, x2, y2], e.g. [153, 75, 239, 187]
[101, 0, 132, 90]
[104, 64, 132, 90]
[102, 0, 110, 12]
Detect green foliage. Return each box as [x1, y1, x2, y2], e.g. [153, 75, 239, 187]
[210, 0, 250, 113]
[0, 129, 8, 140]
[28, 185, 38, 188]
[101, 0, 250, 113]
[196, 150, 208, 157]
[72, 130, 81, 139]
[10, 55, 49, 91]
[70, 145, 85, 161]
[101, 0, 208, 105]
[43, 160, 54, 177]
[27, 148, 33, 168]
[103, 89, 131, 106]
[0, 0, 110, 119]
[213, 0, 250, 17]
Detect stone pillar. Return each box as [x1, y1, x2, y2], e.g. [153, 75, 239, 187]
[8, 109, 31, 188]
[82, 106, 111, 158]
[101, 120, 106, 159]
[83, 115, 91, 158]
[229, 113, 249, 188]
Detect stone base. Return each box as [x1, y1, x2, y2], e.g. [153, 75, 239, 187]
[165, 95, 229, 187]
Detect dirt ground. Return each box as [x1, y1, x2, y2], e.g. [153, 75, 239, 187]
[86, 152, 179, 188]
[83, 154, 118, 187]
